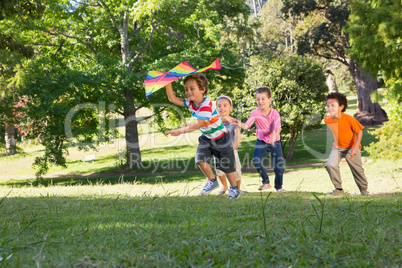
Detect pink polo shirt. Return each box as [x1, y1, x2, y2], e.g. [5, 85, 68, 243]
[245, 108, 281, 143]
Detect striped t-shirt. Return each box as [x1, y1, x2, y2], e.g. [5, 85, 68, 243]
[183, 97, 227, 140]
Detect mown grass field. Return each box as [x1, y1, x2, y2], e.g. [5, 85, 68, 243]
[0, 169, 400, 267]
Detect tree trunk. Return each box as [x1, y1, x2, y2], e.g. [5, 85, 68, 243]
[124, 90, 142, 168]
[285, 128, 298, 161]
[324, 69, 338, 93]
[347, 59, 388, 126]
[119, 12, 142, 168]
[5, 122, 16, 155]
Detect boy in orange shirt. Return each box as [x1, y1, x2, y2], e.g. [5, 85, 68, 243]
[325, 92, 369, 196]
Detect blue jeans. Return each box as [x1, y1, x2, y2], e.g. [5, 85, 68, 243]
[253, 139, 284, 189]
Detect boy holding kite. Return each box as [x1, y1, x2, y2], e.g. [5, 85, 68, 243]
[165, 73, 241, 199]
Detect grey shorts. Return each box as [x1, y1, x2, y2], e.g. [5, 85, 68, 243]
[216, 149, 242, 181]
[195, 133, 236, 174]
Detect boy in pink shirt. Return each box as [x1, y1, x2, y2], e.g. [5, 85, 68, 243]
[233, 87, 285, 192]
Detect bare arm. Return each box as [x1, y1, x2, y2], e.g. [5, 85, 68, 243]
[232, 127, 241, 149]
[269, 128, 281, 145]
[231, 119, 250, 130]
[166, 83, 184, 107]
[166, 119, 205, 136]
[350, 130, 363, 158]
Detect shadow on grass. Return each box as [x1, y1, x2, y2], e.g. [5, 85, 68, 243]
[2, 171, 206, 187]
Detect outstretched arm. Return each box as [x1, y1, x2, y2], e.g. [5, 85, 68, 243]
[166, 83, 185, 107]
[231, 119, 250, 130]
[166, 119, 205, 136]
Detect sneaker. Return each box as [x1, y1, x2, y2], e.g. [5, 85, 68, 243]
[360, 191, 370, 196]
[227, 188, 240, 199]
[258, 183, 272, 190]
[276, 188, 286, 193]
[327, 189, 345, 196]
[218, 189, 227, 195]
[200, 179, 219, 195]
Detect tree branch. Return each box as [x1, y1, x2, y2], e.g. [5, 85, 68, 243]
[129, 13, 157, 61]
[128, 20, 145, 39]
[40, 28, 98, 54]
[313, 46, 348, 66]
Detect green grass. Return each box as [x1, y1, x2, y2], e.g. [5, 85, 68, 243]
[0, 164, 401, 267]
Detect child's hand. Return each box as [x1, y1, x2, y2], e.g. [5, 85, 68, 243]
[231, 119, 240, 126]
[268, 137, 276, 145]
[350, 146, 358, 158]
[166, 129, 181, 136]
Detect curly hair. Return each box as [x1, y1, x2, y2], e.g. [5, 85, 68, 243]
[256, 87, 271, 98]
[183, 73, 209, 95]
[326, 92, 348, 112]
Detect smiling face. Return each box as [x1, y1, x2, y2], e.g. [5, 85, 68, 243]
[216, 97, 232, 117]
[256, 92, 272, 110]
[326, 98, 344, 119]
[184, 79, 205, 104]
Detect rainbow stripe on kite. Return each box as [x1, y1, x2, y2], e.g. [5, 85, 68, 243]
[144, 58, 221, 98]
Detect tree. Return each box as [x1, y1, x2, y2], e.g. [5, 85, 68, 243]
[257, 0, 296, 55]
[233, 54, 328, 160]
[12, 0, 248, 175]
[282, 0, 388, 125]
[345, 0, 402, 159]
[0, 0, 44, 155]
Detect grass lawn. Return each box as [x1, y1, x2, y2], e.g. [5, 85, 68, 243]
[0, 156, 401, 266]
[0, 159, 401, 267]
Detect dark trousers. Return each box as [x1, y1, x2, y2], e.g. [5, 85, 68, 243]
[253, 139, 284, 190]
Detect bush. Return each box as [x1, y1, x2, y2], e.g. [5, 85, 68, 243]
[365, 121, 402, 160]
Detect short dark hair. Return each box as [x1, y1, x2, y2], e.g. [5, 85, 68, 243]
[183, 73, 209, 95]
[326, 92, 348, 112]
[256, 87, 271, 98]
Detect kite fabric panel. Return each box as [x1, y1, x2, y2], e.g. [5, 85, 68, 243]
[144, 58, 222, 98]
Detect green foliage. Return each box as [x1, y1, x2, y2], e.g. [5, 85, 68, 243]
[384, 77, 402, 122]
[0, 0, 43, 57]
[257, 0, 295, 55]
[346, 0, 402, 159]
[282, 0, 350, 61]
[2, 0, 249, 174]
[365, 121, 402, 160]
[16, 54, 117, 176]
[233, 54, 328, 160]
[346, 0, 402, 79]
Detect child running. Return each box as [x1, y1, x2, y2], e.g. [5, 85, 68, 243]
[215, 95, 244, 195]
[165, 73, 240, 198]
[232, 87, 286, 193]
[325, 92, 369, 196]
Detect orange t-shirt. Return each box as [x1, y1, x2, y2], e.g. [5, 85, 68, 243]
[324, 113, 364, 149]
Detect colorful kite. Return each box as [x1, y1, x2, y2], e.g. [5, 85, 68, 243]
[144, 58, 221, 98]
